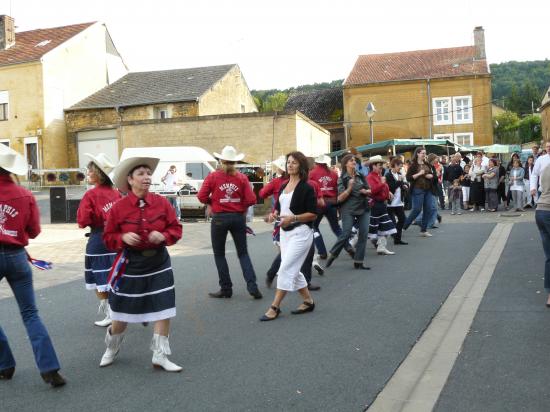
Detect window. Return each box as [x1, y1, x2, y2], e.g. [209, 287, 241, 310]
[241, 104, 245, 113]
[0, 139, 9, 147]
[185, 163, 211, 180]
[453, 132, 474, 146]
[433, 97, 451, 125]
[0, 91, 8, 121]
[331, 139, 342, 152]
[155, 106, 169, 120]
[453, 96, 473, 124]
[159, 110, 168, 119]
[433, 133, 453, 140]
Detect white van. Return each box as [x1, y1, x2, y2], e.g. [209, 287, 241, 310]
[119, 146, 216, 211]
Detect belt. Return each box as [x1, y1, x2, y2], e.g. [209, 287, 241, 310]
[0, 243, 23, 251]
[129, 249, 158, 257]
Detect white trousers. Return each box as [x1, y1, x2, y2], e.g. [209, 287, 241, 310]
[277, 225, 313, 292]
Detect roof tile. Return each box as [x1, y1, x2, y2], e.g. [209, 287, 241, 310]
[284, 88, 343, 123]
[0, 22, 95, 67]
[344, 46, 489, 86]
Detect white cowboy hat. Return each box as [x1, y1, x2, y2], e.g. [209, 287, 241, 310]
[0, 144, 28, 175]
[213, 146, 245, 162]
[367, 155, 386, 164]
[85, 153, 116, 177]
[314, 154, 331, 166]
[112, 156, 160, 192]
[272, 155, 287, 172]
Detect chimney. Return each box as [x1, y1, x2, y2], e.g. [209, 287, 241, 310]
[0, 15, 15, 50]
[473, 26, 485, 60]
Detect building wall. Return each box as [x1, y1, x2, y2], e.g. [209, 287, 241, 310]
[40, 23, 127, 168]
[542, 105, 550, 142]
[343, 75, 493, 147]
[0, 61, 44, 159]
[65, 111, 329, 166]
[198, 65, 258, 116]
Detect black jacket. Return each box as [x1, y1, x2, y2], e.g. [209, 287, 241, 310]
[276, 179, 317, 228]
[385, 170, 408, 195]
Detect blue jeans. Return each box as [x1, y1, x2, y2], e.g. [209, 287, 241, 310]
[0, 247, 60, 373]
[210, 213, 258, 292]
[330, 211, 370, 263]
[167, 196, 180, 219]
[313, 202, 349, 256]
[404, 188, 435, 232]
[535, 210, 550, 293]
[416, 194, 438, 228]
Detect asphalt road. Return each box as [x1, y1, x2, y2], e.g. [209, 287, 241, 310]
[0, 218, 543, 411]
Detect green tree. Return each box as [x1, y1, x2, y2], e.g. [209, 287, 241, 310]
[493, 111, 520, 143]
[518, 114, 542, 143]
[262, 92, 288, 112]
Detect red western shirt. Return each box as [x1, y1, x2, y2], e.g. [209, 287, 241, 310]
[259, 176, 286, 203]
[77, 185, 121, 229]
[103, 191, 182, 252]
[0, 174, 41, 247]
[197, 170, 257, 213]
[366, 172, 390, 202]
[309, 164, 338, 199]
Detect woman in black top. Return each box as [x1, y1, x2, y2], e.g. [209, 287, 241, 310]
[261, 151, 317, 321]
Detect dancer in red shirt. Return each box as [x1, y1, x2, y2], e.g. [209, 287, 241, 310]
[0, 144, 65, 387]
[197, 146, 261, 299]
[77, 153, 121, 327]
[100, 156, 183, 372]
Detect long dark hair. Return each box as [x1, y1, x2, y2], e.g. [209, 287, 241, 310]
[411, 147, 426, 166]
[286, 151, 309, 181]
[340, 154, 355, 175]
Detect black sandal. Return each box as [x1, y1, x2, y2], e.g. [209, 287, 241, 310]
[260, 305, 281, 322]
[291, 301, 315, 315]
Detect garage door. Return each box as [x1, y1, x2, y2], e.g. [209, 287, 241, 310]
[77, 130, 119, 169]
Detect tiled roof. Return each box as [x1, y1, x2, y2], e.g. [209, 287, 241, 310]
[284, 88, 343, 123]
[344, 46, 489, 86]
[0, 22, 95, 67]
[68, 65, 237, 110]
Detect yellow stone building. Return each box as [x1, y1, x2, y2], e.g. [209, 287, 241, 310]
[65, 65, 330, 165]
[343, 27, 493, 148]
[0, 16, 127, 172]
[541, 86, 550, 142]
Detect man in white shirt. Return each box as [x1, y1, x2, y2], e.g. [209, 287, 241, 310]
[480, 151, 489, 168]
[161, 165, 181, 219]
[530, 142, 550, 199]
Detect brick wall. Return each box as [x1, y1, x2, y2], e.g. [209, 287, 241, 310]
[343, 75, 493, 147]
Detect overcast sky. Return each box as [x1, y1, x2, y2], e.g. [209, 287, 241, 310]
[3, 0, 549, 90]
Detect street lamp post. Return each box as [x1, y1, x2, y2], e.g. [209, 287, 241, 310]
[365, 102, 376, 145]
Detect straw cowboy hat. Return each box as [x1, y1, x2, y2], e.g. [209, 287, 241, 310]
[85, 153, 116, 177]
[112, 156, 160, 192]
[367, 155, 386, 164]
[272, 155, 287, 172]
[0, 144, 28, 175]
[213, 146, 245, 162]
[314, 154, 332, 166]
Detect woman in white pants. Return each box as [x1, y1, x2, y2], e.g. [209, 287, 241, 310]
[261, 151, 318, 321]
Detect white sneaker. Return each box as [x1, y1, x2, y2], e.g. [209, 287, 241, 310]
[377, 248, 395, 255]
[451, 212, 456, 215]
[420, 232, 433, 237]
[457, 212, 462, 215]
[151, 334, 182, 372]
[470, 208, 475, 212]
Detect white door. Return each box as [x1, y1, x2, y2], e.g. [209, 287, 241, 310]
[77, 130, 118, 169]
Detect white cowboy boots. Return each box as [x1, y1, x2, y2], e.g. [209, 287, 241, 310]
[99, 329, 182, 372]
[99, 328, 125, 367]
[94, 299, 112, 327]
[151, 334, 182, 372]
[376, 237, 395, 255]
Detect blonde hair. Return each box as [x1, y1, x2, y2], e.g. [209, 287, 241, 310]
[221, 161, 237, 175]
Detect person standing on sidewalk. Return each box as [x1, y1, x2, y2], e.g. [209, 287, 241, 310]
[482, 159, 499, 212]
[530, 142, 550, 202]
[161, 165, 181, 221]
[77, 153, 121, 327]
[509, 158, 525, 212]
[101, 156, 183, 371]
[535, 164, 550, 308]
[0, 144, 65, 387]
[260, 152, 318, 321]
[197, 146, 262, 300]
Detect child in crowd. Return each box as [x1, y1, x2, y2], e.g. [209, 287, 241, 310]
[509, 158, 525, 212]
[449, 179, 462, 215]
[461, 164, 471, 210]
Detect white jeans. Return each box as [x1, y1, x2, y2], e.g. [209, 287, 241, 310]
[277, 225, 312, 292]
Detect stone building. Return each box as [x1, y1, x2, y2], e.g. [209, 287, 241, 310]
[66, 65, 329, 165]
[343, 27, 493, 147]
[0, 16, 127, 170]
[285, 87, 345, 152]
[540, 86, 550, 142]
